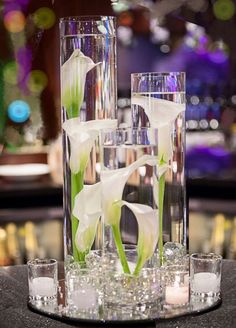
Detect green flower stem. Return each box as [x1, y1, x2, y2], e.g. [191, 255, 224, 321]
[158, 172, 165, 265]
[111, 224, 131, 274]
[133, 257, 144, 276]
[71, 170, 84, 262]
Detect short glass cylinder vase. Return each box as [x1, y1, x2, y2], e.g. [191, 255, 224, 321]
[100, 127, 162, 307]
[131, 72, 186, 263]
[60, 16, 117, 264]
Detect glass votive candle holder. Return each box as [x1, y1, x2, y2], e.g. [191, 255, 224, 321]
[66, 268, 99, 311]
[28, 259, 58, 302]
[163, 265, 189, 307]
[190, 253, 222, 297]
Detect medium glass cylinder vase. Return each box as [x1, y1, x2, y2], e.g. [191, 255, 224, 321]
[131, 72, 186, 263]
[60, 16, 117, 264]
[100, 127, 161, 307]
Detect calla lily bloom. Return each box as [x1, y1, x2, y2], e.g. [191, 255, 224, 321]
[131, 95, 185, 128]
[153, 168, 168, 207]
[72, 182, 102, 253]
[132, 95, 185, 264]
[132, 95, 185, 163]
[101, 154, 158, 226]
[119, 201, 158, 275]
[63, 118, 117, 174]
[101, 154, 158, 274]
[61, 49, 101, 118]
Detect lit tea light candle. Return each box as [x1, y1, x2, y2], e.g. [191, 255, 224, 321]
[29, 277, 57, 298]
[192, 272, 220, 294]
[165, 284, 189, 305]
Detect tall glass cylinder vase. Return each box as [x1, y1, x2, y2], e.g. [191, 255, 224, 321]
[60, 16, 117, 264]
[131, 72, 186, 263]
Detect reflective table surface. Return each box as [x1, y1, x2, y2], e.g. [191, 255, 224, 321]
[28, 278, 221, 324]
[0, 261, 236, 327]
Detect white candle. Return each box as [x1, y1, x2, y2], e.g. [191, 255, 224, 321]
[29, 277, 57, 298]
[192, 272, 220, 294]
[165, 285, 189, 305]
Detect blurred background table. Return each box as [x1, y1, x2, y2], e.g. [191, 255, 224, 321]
[0, 260, 236, 328]
[1, 171, 236, 266]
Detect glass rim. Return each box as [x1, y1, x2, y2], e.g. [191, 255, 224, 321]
[27, 258, 57, 266]
[190, 253, 222, 261]
[131, 72, 185, 77]
[60, 15, 116, 23]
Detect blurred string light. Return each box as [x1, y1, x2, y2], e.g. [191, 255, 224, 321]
[185, 22, 229, 63]
[111, 0, 152, 11]
[3, 62, 19, 85]
[26, 70, 48, 94]
[111, 0, 208, 21]
[4, 10, 26, 33]
[199, 119, 208, 129]
[111, 0, 129, 12]
[213, 0, 235, 21]
[149, 17, 170, 53]
[7, 100, 30, 123]
[150, 18, 170, 43]
[117, 26, 133, 46]
[33, 7, 56, 29]
[186, 23, 205, 40]
[231, 95, 236, 104]
[160, 44, 170, 53]
[208, 40, 229, 63]
[1, 3, 54, 148]
[190, 95, 200, 105]
[210, 119, 219, 129]
[185, 22, 206, 51]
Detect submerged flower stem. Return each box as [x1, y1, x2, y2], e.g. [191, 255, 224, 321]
[111, 224, 131, 274]
[71, 170, 84, 262]
[133, 257, 144, 276]
[158, 172, 165, 266]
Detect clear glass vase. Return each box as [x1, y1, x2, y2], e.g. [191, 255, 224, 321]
[131, 72, 186, 263]
[60, 16, 117, 264]
[100, 127, 162, 307]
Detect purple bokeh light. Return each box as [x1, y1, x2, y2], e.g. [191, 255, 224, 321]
[3, 0, 30, 15]
[17, 46, 32, 93]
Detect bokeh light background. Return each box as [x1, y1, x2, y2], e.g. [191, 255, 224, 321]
[0, 0, 236, 153]
[0, 2, 56, 151]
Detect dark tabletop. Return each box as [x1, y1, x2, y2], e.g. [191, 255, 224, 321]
[0, 261, 236, 328]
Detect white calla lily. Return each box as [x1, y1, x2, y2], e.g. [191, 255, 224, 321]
[61, 49, 101, 117]
[101, 154, 158, 226]
[101, 154, 158, 274]
[72, 182, 102, 253]
[132, 95, 185, 264]
[119, 201, 158, 275]
[63, 118, 117, 174]
[131, 95, 185, 128]
[132, 95, 185, 163]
